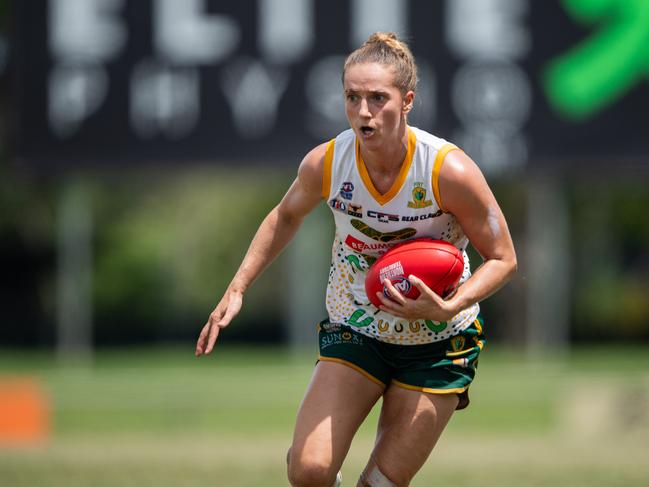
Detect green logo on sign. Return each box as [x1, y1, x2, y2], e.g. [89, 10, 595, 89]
[543, 0, 649, 120]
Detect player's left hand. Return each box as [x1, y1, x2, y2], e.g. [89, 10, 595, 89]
[376, 275, 458, 322]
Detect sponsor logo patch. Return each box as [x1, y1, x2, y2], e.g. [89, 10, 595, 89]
[320, 321, 342, 333]
[367, 210, 400, 223]
[320, 330, 364, 348]
[329, 198, 347, 212]
[329, 199, 363, 218]
[347, 203, 363, 217]
[344, 235, 393, 253]
[401, 210, 443, 222]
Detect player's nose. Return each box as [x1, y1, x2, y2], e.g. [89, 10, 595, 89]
[358, 98, 371, 118]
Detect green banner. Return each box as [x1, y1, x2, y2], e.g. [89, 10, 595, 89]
[544, 0, 649, 120]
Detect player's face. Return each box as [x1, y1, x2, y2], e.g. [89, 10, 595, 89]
[343, 62, 413, 149]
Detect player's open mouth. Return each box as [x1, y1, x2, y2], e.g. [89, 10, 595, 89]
[360, 126, 375, 136]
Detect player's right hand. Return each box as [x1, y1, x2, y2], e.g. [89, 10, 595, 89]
[195, 289, 243, 356]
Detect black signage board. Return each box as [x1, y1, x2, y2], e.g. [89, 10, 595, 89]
[9, 0, 649, 173]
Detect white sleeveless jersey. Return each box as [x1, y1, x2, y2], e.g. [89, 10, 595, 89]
[322, 126, 480, 345]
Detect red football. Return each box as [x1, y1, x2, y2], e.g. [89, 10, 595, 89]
[364, 239, 464, 308]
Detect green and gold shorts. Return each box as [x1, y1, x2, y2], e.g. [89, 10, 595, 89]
[317, 317, 486, 410]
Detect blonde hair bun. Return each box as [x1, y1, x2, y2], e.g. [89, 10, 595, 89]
[344, 32, 418, 94]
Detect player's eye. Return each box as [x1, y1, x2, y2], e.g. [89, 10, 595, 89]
[346, 93, 359, 102]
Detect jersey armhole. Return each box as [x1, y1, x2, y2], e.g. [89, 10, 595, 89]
[322, 139, 335, 200]
[432, 143, 460, 212]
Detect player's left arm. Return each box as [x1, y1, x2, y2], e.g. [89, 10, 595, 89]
[378, 150, 517, 322]
[436, 149, 517, 315]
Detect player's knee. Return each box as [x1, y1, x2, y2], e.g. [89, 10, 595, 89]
[287, 455, 338, 487]
[359, 463, 400, 487]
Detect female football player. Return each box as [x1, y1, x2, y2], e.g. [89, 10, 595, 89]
[196, 32, 517, 487]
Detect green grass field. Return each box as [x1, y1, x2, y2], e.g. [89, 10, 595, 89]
[2, 345, 649, 486]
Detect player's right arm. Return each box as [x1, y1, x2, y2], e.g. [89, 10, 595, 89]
[195, 142, 328, 356]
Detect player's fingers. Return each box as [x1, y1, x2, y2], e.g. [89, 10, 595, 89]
[196, 306, 224, 355]
[203, 324, 221, 355]
[376, 288, 405, 311]
[409, 275, 444, 305]
[210, 305, 226, 324]
[382, 279, 407, 305]
[195, 323, 210, 356]
[407, 274, 426, 289]
[378, 301, 399, 316]
[408, 274, 438, 300]
[376, 291, 397, 308]
[376, 291, 406, 313]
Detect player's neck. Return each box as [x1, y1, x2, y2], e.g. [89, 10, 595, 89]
[360, 126, 409, 174]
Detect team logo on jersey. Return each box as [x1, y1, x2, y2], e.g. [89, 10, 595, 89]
[340, 182, 354, 200]
[450, 336, 466, 352]
[407, 182, 433, 208]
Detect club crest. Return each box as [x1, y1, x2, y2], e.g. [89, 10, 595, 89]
[450, 336, 466, 352]
[407, 182, 433, 208]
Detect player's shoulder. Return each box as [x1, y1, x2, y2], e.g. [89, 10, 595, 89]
[409, 125, 452, 152]
[302, 129, 355, 173]
[302, 142, 327, 165]
[300, 129, 356, 198]
[438, 144, 489, 207]
[408, 125, 481, 183]
[298, 135, 338, 197]
[333, 128, 356, 144]
[302, 129, 354, 167]
[299, 141, 327, 182]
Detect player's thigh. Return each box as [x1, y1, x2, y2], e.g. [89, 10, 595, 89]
[289, 360, 383, 480]
[363, 385, 459, 486]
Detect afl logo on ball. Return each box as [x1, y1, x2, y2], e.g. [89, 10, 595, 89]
[383, 276, 411, 298]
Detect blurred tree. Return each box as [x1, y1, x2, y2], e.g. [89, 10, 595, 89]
[0, 175, 57, 346]
[91, 168, 290, 344]
[571, 179, 649, 341]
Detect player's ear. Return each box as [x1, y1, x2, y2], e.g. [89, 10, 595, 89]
[402, 91, 415, 114]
